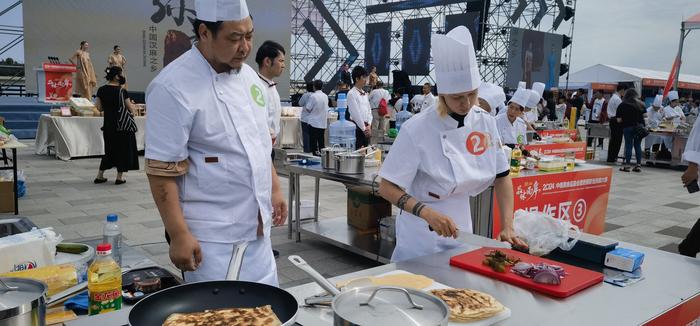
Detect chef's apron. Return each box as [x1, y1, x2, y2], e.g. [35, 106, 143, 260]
[391, 109, 500, 262]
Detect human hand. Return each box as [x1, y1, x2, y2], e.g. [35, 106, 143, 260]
[424, 211, 458, 238]
[272, 189, 288, 226]
[497, 227, 528, 249]
[681, 164, 698, 186]
[363, 129, 371, 137]
[169, 231, 202, 272]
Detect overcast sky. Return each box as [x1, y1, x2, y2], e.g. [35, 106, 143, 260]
[1, 0, 699, 75]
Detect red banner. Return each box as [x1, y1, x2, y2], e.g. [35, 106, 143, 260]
[643, 292, 700, 326]
[493, 167, 613, 236]
[663, 56, 681, 97]
[525, 141, 587, 160]
[43, 63, 76, 103]
[538, 129, 578, 142]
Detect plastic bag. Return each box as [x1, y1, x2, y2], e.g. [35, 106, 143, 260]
[513, 209, 581, 256]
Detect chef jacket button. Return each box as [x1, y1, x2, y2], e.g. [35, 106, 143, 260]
[442, 135, 447, 139]
[218, 91, 223, 95]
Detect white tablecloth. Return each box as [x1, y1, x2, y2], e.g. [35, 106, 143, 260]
[35, 114, 146, 161]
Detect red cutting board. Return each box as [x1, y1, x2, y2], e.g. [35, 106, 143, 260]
[450, 247, 604, 298]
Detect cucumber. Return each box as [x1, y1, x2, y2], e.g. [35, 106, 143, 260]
[56, 243, 88, 254]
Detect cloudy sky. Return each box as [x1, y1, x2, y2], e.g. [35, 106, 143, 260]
[1, 0, 699, 75]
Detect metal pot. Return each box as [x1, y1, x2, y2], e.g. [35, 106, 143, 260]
[0, 278, 47, 326]
[289, 256, 450, 326]
[335, 152, 365, 174]
[321, 146, 347, 170]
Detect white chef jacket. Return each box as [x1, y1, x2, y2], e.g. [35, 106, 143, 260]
[590, 98, 605, 122]
[259, 74, 282, 137]
[524, 109, 538, 123]
[145, 46, 273, 245]
[421, 93, 436, 112]
[307, 90, 329, 129]
[646, 106, 664, 127]
[496, 113, 528, 145]
[299, 92, 313, 123]
[347, 87, 372, 130]
[664, 105, 685, 124]
[411, 94, 424, 112]
[390, 98, 404, 122]
[683, 116, 700, 168]
[607, 93, 622, 118]
[380, 106, 509, 262]
[368, 88, 390, 109]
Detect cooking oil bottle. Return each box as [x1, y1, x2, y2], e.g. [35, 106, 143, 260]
[88, 243, 122, 315]
[510, 145, 522, 175]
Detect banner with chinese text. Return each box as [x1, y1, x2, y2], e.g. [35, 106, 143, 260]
[538, 129, 578, 142]
[526, 141, 587, 160]
[493, 167, 613, 236]
[43, 63, 76, 103]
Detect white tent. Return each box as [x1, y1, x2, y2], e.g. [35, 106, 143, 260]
[560, 64, 700, 93]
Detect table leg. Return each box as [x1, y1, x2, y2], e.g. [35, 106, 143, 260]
[314, 177, 320, 222]
[287, 171, 295, 240]
[295, 173, 302, 242]
[12, 148, 18, 215]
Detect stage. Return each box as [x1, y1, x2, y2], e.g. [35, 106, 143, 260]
[0, 97, 54, 139]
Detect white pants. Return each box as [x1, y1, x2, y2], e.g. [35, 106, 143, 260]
[184, 236, 278, 286]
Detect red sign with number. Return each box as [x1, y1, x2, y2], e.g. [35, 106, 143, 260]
[466, 132, 488, 156]
[493, 167, 613, 235]
[525, 141, 587, 160]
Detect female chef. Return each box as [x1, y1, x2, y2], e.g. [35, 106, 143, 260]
[496, 88, 530, 147]
[378, 26, 527, 262]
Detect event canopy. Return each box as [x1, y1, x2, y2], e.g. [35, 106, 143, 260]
[560, 64, 700, 92]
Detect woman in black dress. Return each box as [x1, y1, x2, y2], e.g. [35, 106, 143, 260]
[94, 66, 139, 184]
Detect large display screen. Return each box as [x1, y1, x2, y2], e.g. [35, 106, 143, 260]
[505, 28, 563, 90]
[364, 22, 392, 75]
[402, 17, 432, 76]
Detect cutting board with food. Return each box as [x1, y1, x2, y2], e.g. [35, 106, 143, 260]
[339, 270, 511, 325]
[450, 247, 604, 298]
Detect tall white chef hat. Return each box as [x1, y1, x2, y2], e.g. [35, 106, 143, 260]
[195, 0, 249, 22]
[667, 90, 679, 102]
[653, 94, 663, 108]
[478, 82, 506, 113]
[432, 26, 481, 94]
[508, 88, 530, 109]
[518, 81, 527, 90]
[532, 82, 545, 99]
[526, 89, 540, 109]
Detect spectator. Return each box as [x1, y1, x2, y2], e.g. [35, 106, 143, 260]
[607, 85, 626, 163]
[338, 63, 352, 86]
[555, 96, 567, 123]
[389, 90, 403, 129]
[299, 81, 314, 153]
[680, 115, 700, 258]
[347, 66, 372, 148]
[94, 66, 139, 184]
[307, 80, 329, 154]
[617, 88, 645, 173]
[587, 91, 607, 147]
[369, 80, 391, 137]
[368, 66, 379, 88]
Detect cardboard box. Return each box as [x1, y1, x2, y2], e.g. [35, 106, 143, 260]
[347, 186, 391, 231]
[0, 181, 15, 213]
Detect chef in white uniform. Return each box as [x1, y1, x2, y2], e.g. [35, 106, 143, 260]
[663, 90, 685, 125]
[255, 40, 285, 145]
[645, 94, 671, 152]
[523, 89, 540, 128]
[377, 26, 527, 262]
[496, 88, 530, 146]
[477, 82, 506, 115]
[144, 0, 286, 286]
[421, 82, 437, 111]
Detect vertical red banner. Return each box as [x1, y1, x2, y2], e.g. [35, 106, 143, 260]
[663, 56, 681, 98]
[493, 167, 613, 236]
[43, 63, 77, 103]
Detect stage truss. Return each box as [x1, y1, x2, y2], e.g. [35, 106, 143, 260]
[291, 0, 577, 92]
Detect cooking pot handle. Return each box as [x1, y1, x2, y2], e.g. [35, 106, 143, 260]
[288, 255, 341, 296]
[360, 287, 424, 310]
[226, 242, 249, 281]
[0, 278, 19, 291]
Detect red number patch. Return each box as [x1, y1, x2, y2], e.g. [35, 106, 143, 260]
[466, 132, 487, 156]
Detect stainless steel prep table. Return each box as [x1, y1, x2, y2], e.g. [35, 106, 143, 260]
[286, 233, 700, 326]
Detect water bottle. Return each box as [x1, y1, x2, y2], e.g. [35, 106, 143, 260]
[328, 93, 356, 150]
[102, 214, 122, 266]
[396, 94, 413, 132]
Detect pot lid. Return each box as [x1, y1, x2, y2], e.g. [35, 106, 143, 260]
[333, 286, 449, 326]
[0, 278, 47, 311]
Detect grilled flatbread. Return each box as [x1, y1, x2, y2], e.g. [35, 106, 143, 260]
[430, 289, 504, 322]
[162, 305, 282, 326]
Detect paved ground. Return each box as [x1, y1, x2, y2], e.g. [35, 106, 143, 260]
[3, 140, 697, 288]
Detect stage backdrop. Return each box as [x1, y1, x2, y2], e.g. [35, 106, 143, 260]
[505, 28, 563, 90]
[23, 0, 291, 97]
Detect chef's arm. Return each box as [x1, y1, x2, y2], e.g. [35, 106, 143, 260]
[270, 164, 287, 226]
[378, 179, 458, 238]
[147, 174, 189, 239]
[494, 175, 528, 248]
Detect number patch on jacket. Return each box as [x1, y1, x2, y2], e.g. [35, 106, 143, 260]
[466, 132, 488, 156]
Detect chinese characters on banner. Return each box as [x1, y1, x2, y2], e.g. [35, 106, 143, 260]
[525, 141, 587, 160]
[493, 166, 613, 236]
[42, 63, 77, 103]
[144, 1, 197, 72]
[538, 129, 578, 142]
[148, 26, 159, 72]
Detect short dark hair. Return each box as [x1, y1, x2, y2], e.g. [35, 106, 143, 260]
[616, 84, 626, 92]
[305, 81, 314, 92]
[313, 80, 323, 91]
[255, 40, 285, 67]
[113, 45, 119, 51]
[80, 41, 87, 47]
[104, 66, 123, 81]
[351, 66, 368, 83]
[192, 19, 223, 40]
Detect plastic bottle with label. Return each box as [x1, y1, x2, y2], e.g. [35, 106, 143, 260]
[88, 243, 122, 315]
[102, 214, 121, 266]
[396, 94, 413, 131]
[510, 145, 522, 175]
[328, 93, 356, 150]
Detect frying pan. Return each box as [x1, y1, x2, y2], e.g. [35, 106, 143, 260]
[128, 242, 299, 325]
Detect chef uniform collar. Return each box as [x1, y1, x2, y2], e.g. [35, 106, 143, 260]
[195, 0, 249, 22]
[508, 88, 530, 109]
[526, 89, 540, 109]
[449, 111, 467, 128]
[258, 73, 277, 87]
[653, 94, 663, 108]
[478, 82, 506, 114]
[432, 26, 481, 94]
[667, 90, 679, 102]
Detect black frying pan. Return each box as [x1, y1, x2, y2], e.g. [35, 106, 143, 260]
[128, 280, 298, 325]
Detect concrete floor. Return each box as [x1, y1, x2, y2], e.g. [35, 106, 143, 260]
[5, 140, 697, 288]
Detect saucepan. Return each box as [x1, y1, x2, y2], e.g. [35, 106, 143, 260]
[335, 152, 366, 174]
[129, 243, 299, 325]
[289, 255, 450, 326]
[321, 145, 347, 170]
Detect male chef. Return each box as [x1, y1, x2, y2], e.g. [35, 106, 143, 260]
[144, 0, 286, 286]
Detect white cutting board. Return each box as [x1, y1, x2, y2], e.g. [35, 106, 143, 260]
[372, 270, 511, 326]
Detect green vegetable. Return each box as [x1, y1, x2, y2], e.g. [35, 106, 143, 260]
[56, 243, 88, 254]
